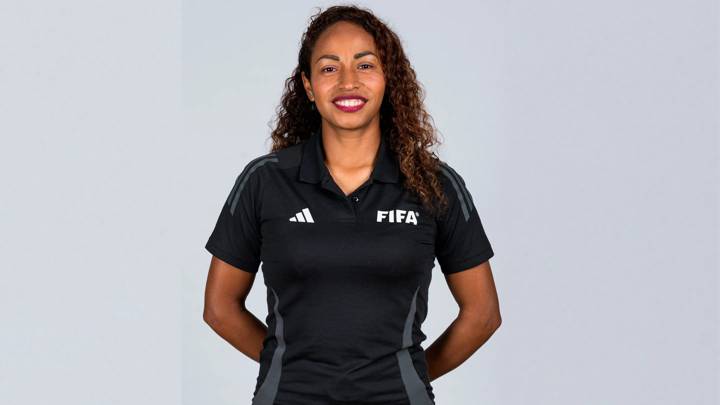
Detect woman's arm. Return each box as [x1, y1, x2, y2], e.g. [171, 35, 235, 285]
[203, 256, 267, 362]
[424, 260, 501, 382]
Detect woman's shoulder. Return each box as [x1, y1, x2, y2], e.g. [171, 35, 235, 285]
[236, 140, 306, 176]
[435, 159, 468, 190]
[235, 150, 281, 179]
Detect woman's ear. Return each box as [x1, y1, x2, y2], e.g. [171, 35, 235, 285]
[301, 71, 314, 102]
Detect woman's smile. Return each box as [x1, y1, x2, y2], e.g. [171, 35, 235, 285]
[332, 96, 367, 112]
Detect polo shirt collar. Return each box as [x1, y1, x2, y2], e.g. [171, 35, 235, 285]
[299, 127, 401, 185]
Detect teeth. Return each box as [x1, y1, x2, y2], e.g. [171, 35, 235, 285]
[334, 99, 365, 107]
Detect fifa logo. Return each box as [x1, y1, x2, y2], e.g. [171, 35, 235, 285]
[376, 209, 419, 225]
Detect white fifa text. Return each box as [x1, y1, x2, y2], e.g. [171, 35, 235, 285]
[376, 209, 419, 225]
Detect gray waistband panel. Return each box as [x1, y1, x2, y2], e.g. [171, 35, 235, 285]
[396, 284, 435, 405]
[251, 287, 285, 405]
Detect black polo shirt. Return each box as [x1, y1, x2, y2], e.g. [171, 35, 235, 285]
[205, 128, 494, 405]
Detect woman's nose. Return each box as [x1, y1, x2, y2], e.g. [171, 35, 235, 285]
[338, 68, 359, 89]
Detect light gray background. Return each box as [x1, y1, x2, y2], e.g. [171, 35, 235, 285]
[1, 1, 717, 404]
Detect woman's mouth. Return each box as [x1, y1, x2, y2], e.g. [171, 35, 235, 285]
[332, 98, 366, 113]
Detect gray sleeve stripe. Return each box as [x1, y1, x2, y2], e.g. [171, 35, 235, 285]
[225, 153, 277, 207]
[440, 162, 475, 212]
[439, 166, 470, 222]
[444, 163, 474, 209]
[228, 155, 279, 216]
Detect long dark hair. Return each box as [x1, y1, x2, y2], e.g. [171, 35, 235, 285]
[268, 4, 449, 216]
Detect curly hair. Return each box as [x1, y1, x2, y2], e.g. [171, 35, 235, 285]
[268, 4, 450, 217]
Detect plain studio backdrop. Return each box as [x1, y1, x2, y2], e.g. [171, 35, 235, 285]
[0, 1, 717, 404]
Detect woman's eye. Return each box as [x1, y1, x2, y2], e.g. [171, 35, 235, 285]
[320, 64, 373, 73]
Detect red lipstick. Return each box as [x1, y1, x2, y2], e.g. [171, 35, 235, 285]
[332, 94, 367, 113]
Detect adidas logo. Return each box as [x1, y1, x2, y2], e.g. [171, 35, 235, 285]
[289, 207, 314, 223]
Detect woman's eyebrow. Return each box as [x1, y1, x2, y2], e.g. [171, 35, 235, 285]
[315, 50, 377, 64]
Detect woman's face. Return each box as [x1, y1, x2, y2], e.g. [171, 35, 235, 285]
[302, 21, 386, 132]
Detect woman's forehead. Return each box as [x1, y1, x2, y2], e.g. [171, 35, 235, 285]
[313, 22, 376, 54]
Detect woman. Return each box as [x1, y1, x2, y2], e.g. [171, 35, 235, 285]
[203, 5, 501, 405]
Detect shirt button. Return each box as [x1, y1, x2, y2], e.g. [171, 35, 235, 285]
[352, 196, 360, 202]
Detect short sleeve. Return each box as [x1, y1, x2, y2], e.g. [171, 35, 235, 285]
[435, 161, 495, 275]
[204, 158, 266, 273]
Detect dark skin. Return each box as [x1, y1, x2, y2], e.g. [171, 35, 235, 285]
[203, 21, 501, 382]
